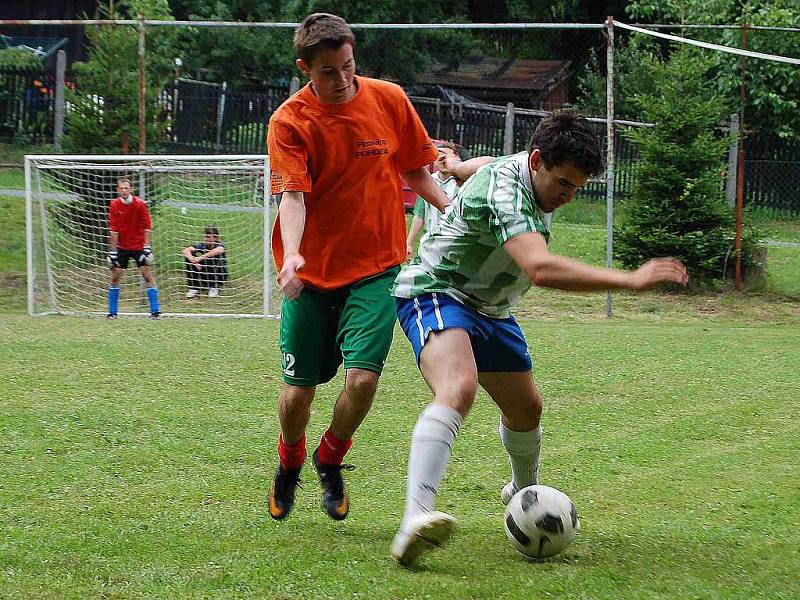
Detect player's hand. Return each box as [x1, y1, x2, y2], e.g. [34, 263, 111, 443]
[279, 253, 305, 300]
[436, 153, 460, 180]
[141, 245, 154, 266]
[405, 241, 414, 263]
[627, 258, 688, 290]
[107, 249, 118, 268]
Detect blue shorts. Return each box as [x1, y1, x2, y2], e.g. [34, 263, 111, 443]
[395, 293, 532, 373]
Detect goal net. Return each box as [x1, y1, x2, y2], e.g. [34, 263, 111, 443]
[25, 154, 280, 317]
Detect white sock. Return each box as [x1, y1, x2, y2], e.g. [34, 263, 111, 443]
[401, 404, 462, 530]
[499, 422, 542, 493]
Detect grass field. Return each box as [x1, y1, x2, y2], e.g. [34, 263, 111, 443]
[1, 153, 800, 598]
[1, 316, 798, 598]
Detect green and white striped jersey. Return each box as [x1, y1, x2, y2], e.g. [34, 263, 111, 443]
[413, 172, 460, 235]
[393, 151, 551, 318]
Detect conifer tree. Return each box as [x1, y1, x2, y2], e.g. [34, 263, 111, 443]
[615, 49, 761, 286]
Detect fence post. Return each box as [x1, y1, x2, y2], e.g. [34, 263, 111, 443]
[53, 50, 66, 150]
[605, 16, 616, 318]
[726, 113, 739, 209]
[503, 102, 515, 155]
[215, 81, 227, 150]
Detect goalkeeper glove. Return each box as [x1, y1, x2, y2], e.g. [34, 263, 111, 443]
[141, 245, 154, 266]
[107, 249, 119, 268]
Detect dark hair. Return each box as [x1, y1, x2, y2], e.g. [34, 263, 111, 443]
[528, 109, 603, 176]
[204, 226, 219, 237]
[294, 13, 355, 65]
[435, 140, 472, 161]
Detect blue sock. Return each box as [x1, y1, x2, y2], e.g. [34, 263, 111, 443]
[108, 286, 120, 315]
[147, 286, 160, 314]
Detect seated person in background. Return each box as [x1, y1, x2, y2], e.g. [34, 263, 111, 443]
[183, 226, 228, 298]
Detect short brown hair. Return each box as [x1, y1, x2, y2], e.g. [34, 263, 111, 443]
[117, 176, 131, 186]
[436, 141, 471, 161]
[528, 109, 603, 176]
[294, 13, 355, 65]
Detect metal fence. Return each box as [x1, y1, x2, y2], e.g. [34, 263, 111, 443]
[745, 130, 800, 213]
[0, 66, 54, 142]
[1, 19, 799, 213]
[161, 79, 288, 154]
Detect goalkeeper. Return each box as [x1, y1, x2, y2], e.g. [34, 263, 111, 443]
[390, 109, 688, 566]
[106, 176, 160, 318]
[267, 13, 451, 523]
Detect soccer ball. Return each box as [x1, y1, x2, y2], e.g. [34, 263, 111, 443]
[504, 485, 580, 559]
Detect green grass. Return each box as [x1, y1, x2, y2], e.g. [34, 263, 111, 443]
[2, 147, 800, 597]
[1, 316, 798, 598]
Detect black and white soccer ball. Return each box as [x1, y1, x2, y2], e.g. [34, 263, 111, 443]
[504, 485, 580, 559]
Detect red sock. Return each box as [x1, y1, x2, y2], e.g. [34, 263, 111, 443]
[278, 434, 306, 469]
[317, 429, 353, 466]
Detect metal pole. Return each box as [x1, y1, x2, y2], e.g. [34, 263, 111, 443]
[735, 18, 747, 291]
[25, 157, 34, 315]
[53, 49, 66, 149]
[138, 15, 146, 154]
[726, 113, 739, 209]
[263, 156, 271, 317]
[289, 76, 300, 95]
[503, 102, 515, 155]
[605, 16, 615, 317]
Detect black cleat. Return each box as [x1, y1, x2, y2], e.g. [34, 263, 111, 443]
[268, 464, 302, 520]
[107, 313, 118, 319]
[312, 448, 355, 521]
[150, 311, 161, 319]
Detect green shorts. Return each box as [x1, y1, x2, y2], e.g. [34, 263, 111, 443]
[278, 266, 400, 386]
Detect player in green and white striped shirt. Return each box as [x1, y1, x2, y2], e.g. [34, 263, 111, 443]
[405, 142, 491, 261]
[390, 110, 688, 567]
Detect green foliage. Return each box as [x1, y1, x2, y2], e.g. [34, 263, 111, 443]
[64, 1, 178, 153]
[577, 36, 664, 119]
[614, 49, 763, 287]
[625, 0, 800, 137]
[0, 48, 41, 70]
[170, 1, 295, 88]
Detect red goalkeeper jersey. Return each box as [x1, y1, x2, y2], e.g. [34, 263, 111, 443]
[108, 196, 152, 250]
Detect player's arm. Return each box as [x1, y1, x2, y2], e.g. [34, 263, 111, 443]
[439, 155, 495, 184]
[107, 230, 119, 267]
[402, 167, 450, 213]
[181, 245, 198, 261]
[504, 232, 688, 291]
[406, 215, 424, 261]
[278, 191, 306, 299]
[200, 245, 226, 260]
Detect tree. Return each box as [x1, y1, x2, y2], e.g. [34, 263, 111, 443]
[64, 0, 177, 153]
[614, 48, 762, 287]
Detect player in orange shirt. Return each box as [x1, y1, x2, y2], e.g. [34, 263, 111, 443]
[266, 13, 451, 522]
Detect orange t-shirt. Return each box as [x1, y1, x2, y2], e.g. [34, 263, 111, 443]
[268, 76, 437, 291]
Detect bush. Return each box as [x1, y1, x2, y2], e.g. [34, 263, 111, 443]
[614, 49, 763, 288]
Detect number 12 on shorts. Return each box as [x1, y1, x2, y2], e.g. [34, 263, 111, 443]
[282, 353, 296, 376]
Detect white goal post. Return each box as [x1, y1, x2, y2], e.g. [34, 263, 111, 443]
[25, 154, 280, 318]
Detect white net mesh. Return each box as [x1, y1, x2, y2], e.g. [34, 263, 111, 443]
[26, 155, 279, 317]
